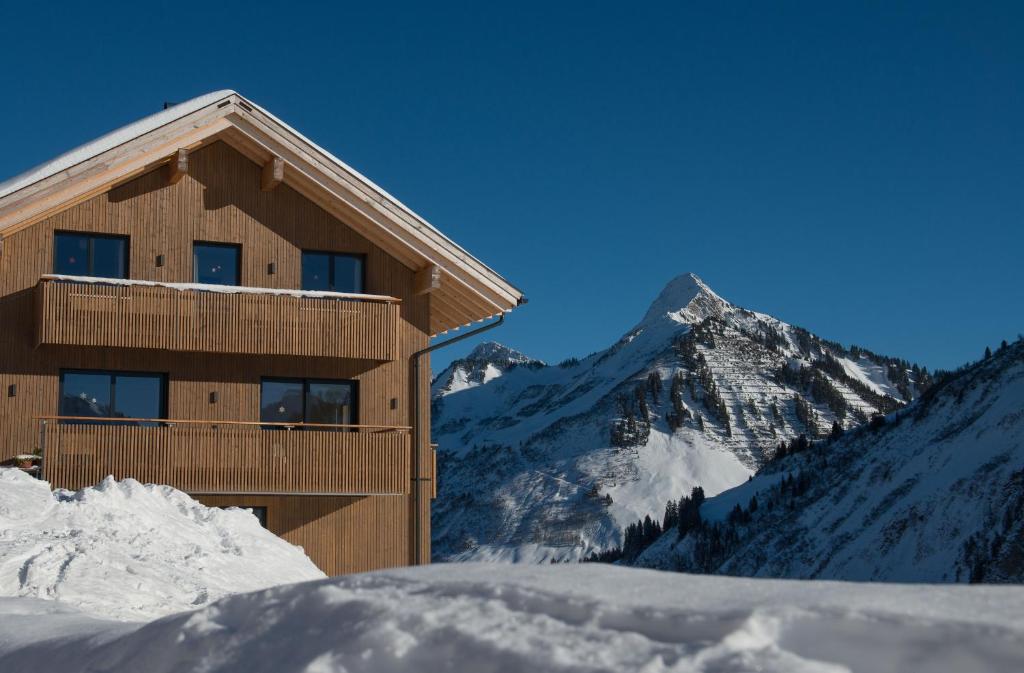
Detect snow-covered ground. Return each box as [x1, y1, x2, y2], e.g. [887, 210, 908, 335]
[2, 563, 1023, 673]
[0, 469, 324, 621]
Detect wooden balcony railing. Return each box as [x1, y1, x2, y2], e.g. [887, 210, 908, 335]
[38, 417, 411, 496]
[35, 276, 400, 361]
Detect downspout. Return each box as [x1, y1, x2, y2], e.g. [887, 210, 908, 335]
[411, 313, 507, 565]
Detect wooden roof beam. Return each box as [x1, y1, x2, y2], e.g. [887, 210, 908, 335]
[261, 156, 284, 191]
[165, 149, 188, 185]
[414, 264, 441, 295]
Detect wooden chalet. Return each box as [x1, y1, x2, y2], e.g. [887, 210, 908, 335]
[0, 91, 523, 574]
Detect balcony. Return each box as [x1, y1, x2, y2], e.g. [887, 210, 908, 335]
[38, 417, 411, 496]
[35, 275, 400, 361]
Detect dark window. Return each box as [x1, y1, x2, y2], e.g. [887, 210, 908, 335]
[216, 505, 268, 528]
[193, 242, 241, 286]
[259, 379, 304, 425]
[59, 370, 167, 425]
[53, 232, 128, 279]
[245, 506, 266, 528]
[301, 251, 365, 293]
[260, 378, 358, 428]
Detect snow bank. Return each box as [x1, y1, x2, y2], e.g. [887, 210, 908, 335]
[2, 563, 1023, 673]
[0, 469, 324, 621]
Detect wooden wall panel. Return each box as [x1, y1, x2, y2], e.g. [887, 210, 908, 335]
[43, 423, 410, 496]
[36, 279, 400, 360]
[0, 140, 435, 572]
[196, 494, 410, 576]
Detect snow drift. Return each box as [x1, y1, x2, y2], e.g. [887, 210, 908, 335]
[2, 563, 1023, 673]
[0, 470, 324, 621]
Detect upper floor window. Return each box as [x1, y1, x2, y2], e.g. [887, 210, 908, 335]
[302, 251, 365, 294]
[53, 232, 128, 279]
[193, 242, 241, 286]
[59, 369, 167, 426]
[260, 377, 358, 428]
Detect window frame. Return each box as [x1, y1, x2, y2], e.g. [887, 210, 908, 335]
[53, 231, 130, 279]
[58, 369, 168, 425]
[192, 240, 242, 286]
[300, 250, 367, 294]
[215, 505, 268, 529]
[259, 376, 359, 429]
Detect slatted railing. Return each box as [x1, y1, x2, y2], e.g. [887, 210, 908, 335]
[38, 417, 411, 496]
[35, 276, 400, 360]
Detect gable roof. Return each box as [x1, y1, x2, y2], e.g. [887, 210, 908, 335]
[0, 91, 523, 335]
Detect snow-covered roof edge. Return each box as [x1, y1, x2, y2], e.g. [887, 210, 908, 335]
[0, 90, 524, 309]
[0, 91, 236, 200]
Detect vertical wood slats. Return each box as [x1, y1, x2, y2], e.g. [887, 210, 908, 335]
[195, 493, 410, 576]
[2, 141, 435, 573]
[36, 279, 399, 360]
[43, 422, 410, 495]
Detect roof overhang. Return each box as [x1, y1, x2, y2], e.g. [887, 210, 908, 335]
[0, 92, 524, 336]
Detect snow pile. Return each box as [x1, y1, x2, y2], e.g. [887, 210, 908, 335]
[0, 470, 324, 621]
[2, 564, 1023, 673]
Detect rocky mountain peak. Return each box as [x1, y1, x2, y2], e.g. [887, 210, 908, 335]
[639, 273, 729, 327]
[464, 341, 539, 367]
[432, 342, 542, 397]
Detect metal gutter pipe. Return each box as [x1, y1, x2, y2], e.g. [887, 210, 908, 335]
[410, 313, 506, 564]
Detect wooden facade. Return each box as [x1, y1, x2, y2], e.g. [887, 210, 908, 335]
[0, 140, 447, 575]
[36, 277, 401, 360]
[40, 420, 411, 496]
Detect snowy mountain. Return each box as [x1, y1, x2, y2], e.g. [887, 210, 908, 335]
[432, 273, 929, 562]
[631, 339, 1024, 582]
[432, 341, 544, 397]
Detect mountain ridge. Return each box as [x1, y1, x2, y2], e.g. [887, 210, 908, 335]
[431, 273, 931, 563]
[627, 339, 1024, 582]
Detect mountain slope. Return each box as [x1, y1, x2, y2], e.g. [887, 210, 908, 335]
[432, 342, 544, 397]
[432, 273, 929, 562]
[634, 339, 1024, 582]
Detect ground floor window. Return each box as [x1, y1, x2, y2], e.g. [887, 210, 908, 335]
[58, 370, 167, 425]
[260, 378, 357, 428]
[216, 505, 268, 528]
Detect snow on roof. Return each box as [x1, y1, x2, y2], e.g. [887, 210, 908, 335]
[0, 88, 516, 292]
[0, 90, 236, 201]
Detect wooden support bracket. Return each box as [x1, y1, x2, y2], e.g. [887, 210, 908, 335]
[261, 156, 284, 191]
[165, 149, 189, 185]
[414, 264, 442, 295]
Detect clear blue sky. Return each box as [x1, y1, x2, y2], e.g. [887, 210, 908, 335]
[1, 2, 1020, 374]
